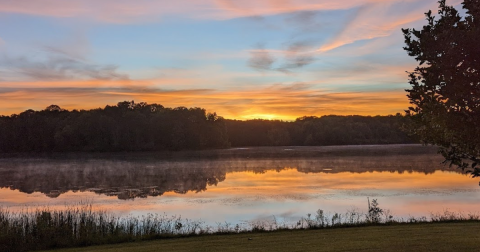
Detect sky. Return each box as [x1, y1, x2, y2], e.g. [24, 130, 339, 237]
[0, 0, 464, 120]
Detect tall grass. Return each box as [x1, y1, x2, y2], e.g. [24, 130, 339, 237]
[0, 204, 203, 252]
[0, 200, 479, 252]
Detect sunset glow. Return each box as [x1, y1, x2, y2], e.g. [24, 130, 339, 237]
[0, 1, 478, 246]
[0, 0, 463, 119]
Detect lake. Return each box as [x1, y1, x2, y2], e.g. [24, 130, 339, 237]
[1, 145, 479, 226]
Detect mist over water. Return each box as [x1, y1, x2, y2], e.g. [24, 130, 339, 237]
[1, 145, 479, 225]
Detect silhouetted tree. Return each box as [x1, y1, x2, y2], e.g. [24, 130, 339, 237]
[267, 127, 290, 146]
[402, 0, 480, 176]
[225, 115, 413, 147]
[0, 102, 230, 152]
[0, 102, 414, 153]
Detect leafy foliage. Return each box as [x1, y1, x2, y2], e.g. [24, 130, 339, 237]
[402, 0, 480, 176]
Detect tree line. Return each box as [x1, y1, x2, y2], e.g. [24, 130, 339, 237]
[226, 115, 415, 147]
[0, 101, 229, 152]
[0, 101, 415, 152]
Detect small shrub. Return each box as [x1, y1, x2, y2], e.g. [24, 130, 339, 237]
[367, 198, 383, 224]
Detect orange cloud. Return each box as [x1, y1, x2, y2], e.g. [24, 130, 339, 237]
[0, 80, 409, 120]
[213, 0, 393, 19]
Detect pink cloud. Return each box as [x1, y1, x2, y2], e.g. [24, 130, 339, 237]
[214, 0, 374, 18]
[0, 0, 217, 23]
[1, 0, 462, 66]
[0, 0, 461, 23]
[0, 0, 463, 55]
[317, 0, 464, 52]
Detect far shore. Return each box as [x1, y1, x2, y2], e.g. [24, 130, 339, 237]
[0, 144, 439, 160]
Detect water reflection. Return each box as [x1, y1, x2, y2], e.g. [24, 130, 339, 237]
[0, 145, 454, 200]
[1, 145, 479, 225]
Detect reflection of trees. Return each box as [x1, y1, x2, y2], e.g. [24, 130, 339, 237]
[0, 160, 227, 200]
[0, 146, 456, 200]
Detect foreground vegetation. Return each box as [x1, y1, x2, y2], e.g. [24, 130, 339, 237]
[402, 0, 480, 176]
[1, 200, 479, 251]
[45, 222, 480, 252]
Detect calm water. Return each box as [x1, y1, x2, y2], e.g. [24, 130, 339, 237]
[1, 145, 479, 225]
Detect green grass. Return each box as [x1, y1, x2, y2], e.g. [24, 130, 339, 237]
[45, 222, 480, 252]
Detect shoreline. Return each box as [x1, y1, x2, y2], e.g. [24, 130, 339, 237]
[0, 144, 439, 160]
[2, 203, 480, 251]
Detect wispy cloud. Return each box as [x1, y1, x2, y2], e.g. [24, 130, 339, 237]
[284, 11, 318, 27]
[277, 41, 315, 73]
[0, 0, 219, 23]
[316, 1, 462, 52]
[0, 0, 461, 23]
[248, 44, 276, 72]
[213, 0, 374, 19]
[0, 47, 129, 82]
[248, 41, 316, 74]
[0, 0, 440, 119]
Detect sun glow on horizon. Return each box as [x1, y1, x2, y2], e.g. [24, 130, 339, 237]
[239, 113, 292, 121]
[0, 81, 411, 120]
[0, 0, 432, 119]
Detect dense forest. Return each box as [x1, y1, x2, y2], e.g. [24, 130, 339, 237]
[226, 115, 414, 147]
[0, 101, 415, 152]
[0, 101, 229, 152]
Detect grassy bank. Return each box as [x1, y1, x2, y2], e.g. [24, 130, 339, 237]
[45, 222, 480, 252]
[2, 200, 480, 251]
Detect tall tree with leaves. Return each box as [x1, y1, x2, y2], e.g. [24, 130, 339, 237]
[402, 0, 480, 176]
